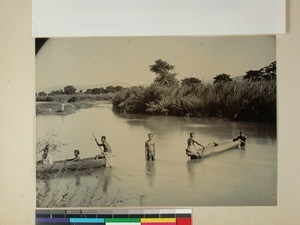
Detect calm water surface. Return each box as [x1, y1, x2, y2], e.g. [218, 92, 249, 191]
[36, 103, 277, 207]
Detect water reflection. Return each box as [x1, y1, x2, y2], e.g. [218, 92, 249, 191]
[120, 113, 276, 141]
[145, 161, 155, 187]
[186, 160, 198, 183]
[60, 113, 70, 125]
[102, 167, 112, 194]
[75, 173, 81, 186]
[238, 147, 246, 160]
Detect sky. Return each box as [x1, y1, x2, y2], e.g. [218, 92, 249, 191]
[36, 36, 275, 91]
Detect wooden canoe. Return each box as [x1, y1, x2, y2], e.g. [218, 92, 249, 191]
[36, 157, 106, 173]
[188, 140, 241, 160]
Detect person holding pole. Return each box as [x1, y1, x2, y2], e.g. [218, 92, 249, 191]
[185, 132, 205, 158]
[233, 131, 247, 148]
[92, 133, 112, 167]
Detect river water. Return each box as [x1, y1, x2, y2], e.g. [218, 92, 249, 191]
[36, 103, 277, 207]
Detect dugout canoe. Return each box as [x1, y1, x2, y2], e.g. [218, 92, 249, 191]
[36, 157, 106, 173]
[188, 140, 241, 160]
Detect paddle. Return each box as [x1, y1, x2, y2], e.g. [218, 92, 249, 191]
[92, 132, 112, 168]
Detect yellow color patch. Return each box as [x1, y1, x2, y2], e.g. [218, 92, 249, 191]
[140, 218, 176, 223]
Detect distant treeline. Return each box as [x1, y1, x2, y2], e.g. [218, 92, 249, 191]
[112, 60, 276, 123]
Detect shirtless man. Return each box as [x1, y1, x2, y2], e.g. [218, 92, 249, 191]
[145, 133, 155, 161]
[95, 136, 112, 159]
[186, 132, 205, 158]
[233, 131, 247, 148]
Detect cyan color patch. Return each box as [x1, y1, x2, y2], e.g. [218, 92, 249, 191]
[69, 218, 105, 223]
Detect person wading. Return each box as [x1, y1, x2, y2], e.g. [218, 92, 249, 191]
[145, 133, 155, 161]
[185, 132, 205, 158]
[233, 131, 247, 148]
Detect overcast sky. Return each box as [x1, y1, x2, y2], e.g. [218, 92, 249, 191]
[36, 36, 275, 91]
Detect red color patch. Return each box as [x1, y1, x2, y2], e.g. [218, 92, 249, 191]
[176, 218, 192, 225]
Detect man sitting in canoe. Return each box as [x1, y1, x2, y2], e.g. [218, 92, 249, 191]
[94, 136, 112, 159]
[233, 131, 247, 148]
[145, 133, 155, 161]
[65, 149, 80, 162]
[185, 132, 205, 158]
[37, 144, 53, 165]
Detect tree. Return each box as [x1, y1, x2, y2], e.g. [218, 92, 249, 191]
[48, 89, 63, 96]
[149, 59, 175, 75]
[91, 87, 105, 94]
[91, 88, 100, 94]
[105, 85, 115, 93]
[260, 61, 276, 80]
[181, 77, 202, 86]
[38, 91, 47, 96]
[48, 90, 57, 96]
[64, 85, 76, 95]
[213, 73, 232, 84]
[243, 70, 262, 81]
[244, 61, 276, 82]
[149, 59, 179, 87]
[85, 89, 92, 94]
[114, 86, 123, 92]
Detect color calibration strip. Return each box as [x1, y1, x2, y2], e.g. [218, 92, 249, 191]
[36, 209, 192, 225]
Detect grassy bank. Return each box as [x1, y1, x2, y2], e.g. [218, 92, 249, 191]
[36, 93, 116, 103]
[36, 93, 115, 115]
[36, 101, 110, 115]
[36, 102, 90, 115]
[112, 80, 276, 123]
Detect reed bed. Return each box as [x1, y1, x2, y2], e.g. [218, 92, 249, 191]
[112, 80, 276, 123]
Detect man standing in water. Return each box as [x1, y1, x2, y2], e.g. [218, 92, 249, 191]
[186, 132, 205, 158]
[94, 136, 112, 159]
[233, 131, 247, 148]
[145, 133, 155, 161]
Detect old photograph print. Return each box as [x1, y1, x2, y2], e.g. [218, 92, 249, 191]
[36, 36, 277, 207]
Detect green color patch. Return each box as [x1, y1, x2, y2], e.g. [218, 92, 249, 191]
[105, 218, 140, 223]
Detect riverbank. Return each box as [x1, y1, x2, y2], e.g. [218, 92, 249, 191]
[36, 100, 110, 115]
[112, 80, 276, 123]
[36, 93, 116, 102]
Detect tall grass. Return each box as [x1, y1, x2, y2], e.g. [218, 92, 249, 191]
[112, 80, 276, 123]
